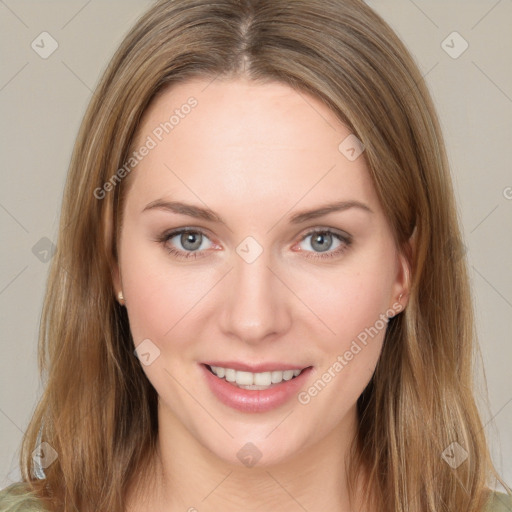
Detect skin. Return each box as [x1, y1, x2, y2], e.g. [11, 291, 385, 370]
[113, 77, 412, 511]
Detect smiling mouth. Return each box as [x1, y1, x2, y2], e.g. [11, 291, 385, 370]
[205, 364, 311, 390]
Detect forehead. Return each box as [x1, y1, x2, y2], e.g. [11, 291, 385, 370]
[137, 77, 345, 152]
[125, 78, 380, 218]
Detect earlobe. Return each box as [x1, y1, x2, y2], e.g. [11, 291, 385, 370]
[391, 232, 415, 314]
[112, 263, 125, 305]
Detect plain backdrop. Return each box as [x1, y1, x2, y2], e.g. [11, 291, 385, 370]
[1, 0, 511, 491]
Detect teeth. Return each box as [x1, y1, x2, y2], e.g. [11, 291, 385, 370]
[236, 371, 253, 386]
[210, 365, 305, 388]
[225, 368, 236, 382]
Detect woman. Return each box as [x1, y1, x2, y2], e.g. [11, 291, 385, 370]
[1, 0, 510, 510]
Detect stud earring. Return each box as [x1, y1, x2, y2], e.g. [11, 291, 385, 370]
[118, 291, 125, 304]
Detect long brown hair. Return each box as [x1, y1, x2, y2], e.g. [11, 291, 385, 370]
[16, 0, 509, 510]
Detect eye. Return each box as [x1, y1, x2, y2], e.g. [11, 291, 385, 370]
[295, 229, 352, 260]
[158, 228, 215, 260]
[156, 227, 352, 261]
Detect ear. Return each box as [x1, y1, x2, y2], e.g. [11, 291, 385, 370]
[390, 226, 416, 313]
[112, 260, 122, 297]
[103, 193, 123, 299]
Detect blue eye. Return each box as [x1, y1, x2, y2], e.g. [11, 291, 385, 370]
[160, 229, 213, 260]
[297, 229, 352, 260]
[157, 227, 352, 261]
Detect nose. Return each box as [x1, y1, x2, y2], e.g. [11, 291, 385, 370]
[218, 248, 292, 345]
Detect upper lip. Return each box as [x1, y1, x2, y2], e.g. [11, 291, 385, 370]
[202, 361, 311, 373]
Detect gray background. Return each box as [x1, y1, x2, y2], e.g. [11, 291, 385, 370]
[1, 0, 511, 490]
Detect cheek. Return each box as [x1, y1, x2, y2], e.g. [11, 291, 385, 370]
[290, 254, 394, 409]
[293, 280, 388, 419]
[118, 227, 169, 342]
[123, 270, 195, 344]
[119, 234, 221, 345]
[294, 262, 393, 353]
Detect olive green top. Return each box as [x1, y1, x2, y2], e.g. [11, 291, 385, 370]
[0, 482, 511, 511]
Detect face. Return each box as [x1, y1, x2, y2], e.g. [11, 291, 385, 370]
[113, 77, 409, 468]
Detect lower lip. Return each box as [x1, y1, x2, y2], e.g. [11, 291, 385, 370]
[200, 364, 313, 413]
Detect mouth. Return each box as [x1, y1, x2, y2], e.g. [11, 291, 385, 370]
[203, 363, 312, 390]
[200, 362, 314, 413]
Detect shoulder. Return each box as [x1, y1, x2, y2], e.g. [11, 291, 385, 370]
[484, 490, 512, 511]
[0, 482, 49, 512]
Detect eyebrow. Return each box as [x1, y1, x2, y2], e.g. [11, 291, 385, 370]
[142, 199, 373, 225]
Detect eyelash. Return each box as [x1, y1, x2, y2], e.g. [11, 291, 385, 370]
[156, 227, 352, 261]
